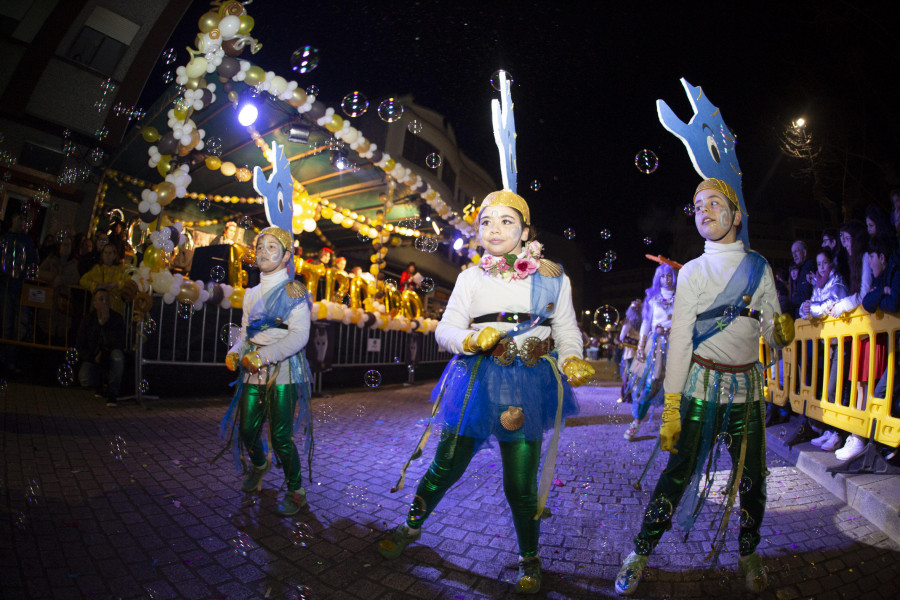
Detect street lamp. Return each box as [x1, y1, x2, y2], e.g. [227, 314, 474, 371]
[793, 117, 806, 129]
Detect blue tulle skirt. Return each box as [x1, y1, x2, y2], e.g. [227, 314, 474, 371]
[431, 351, 579, 442]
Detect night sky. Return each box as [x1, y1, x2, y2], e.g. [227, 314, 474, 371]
[142, 1, 899, 297]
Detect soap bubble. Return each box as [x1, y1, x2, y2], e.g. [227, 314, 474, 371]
[142, 317, 158, 336]
[723, 306, 739, 321]
[25, 480, 41, 505]
[355, 404, 367, 418]
[645, 496, 673, 524]
[600, 228, 611, 240]
[198, 198, 210, 211]
[563, 228, 575, 240]
[205, 137, 223, 157]
[598, 259, 613, 273]
[740, 508, 755, 528]
[57, 364, 74, 387]
[377, 98, 404, 123]
[419, 277, 434, 293]
[162, 47, 177, 65]
[384, 279, 398, 291]
[364, 370, 382, 387]
[305, 85, 320, 97]
[634, 149, 659, 174]
[109, 435, 128, 461]
[209, 265, 226, 283]
[414, 237, 438, 253]
[643, 237, 652, 245]
[489, 69, 514, 91]
[25, 263, 39, 279]
[406, 216, 421, 229]
[140, 379, 150, 394]
[407, 365, 415, 374]
[238, 215, 253, 229]
[290, 521, 314, 546]
[634, 538, 652, 555]
[341, 91, 369, 118]
[0, 379, 7, 399]
[162, 70, 174, 84]
[407, 120, 423, 134]
[176, 301, 192, 320]
[94, 126, 109, 141]
[65, 347, 79, 365]
[593, 305, 619, 328]
[530, 180, 541, 191]
[605, 250, 617, 262]
[229, 532, 257, 557]
[425, 153, 442, 169]
[739, 477, 753, 494]
[220, 323, 242, 346]
[290, 46, 320, 74]
[683, 204, 695, 216]
[290, 585, 315, 600]
[356, 231, 370, 243]
[715, 432, 733, 449]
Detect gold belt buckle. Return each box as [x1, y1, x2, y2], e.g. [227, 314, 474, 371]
[492, 337, 517, 367]
[519, 336, 544, 367]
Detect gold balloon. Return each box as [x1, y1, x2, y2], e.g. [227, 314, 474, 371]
[198, 12, 220, 33]
[156, 181, 177, 206]
[142, 126, 160, 143]
[324, 267, 350, 303]
[156, 155, 173, 177]
[384, 158, 395, 171]
[382, 283, 402, 317]
[244, 66, 265, 86]
[321, 206, 334, 219]
[229, 287, 245, 309]
[298, 261, 325, 301]
[218, 0, 244, 17]
[205, 156, 222, 170]
[173, 100, 190, 121]
[401, 289, 423, 319]
[143, 246, 169, 271]
[220, 162, 236, 177]
[287, 87, 307, 107]
[183, 77, 202, 91]
[325, 115, 343, 133]
[238, 15, 255, 35]
[235, 167, 252, 182]
[177, 281, 201, 303]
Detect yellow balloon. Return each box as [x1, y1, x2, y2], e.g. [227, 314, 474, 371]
[316, 302, 328, 320]
[292, 214, 304, 234]
[384, 158, 395, 171]
[401, 289, 423, 319]
[143, 246, 169, 271]
[229, 287, 245, 309]
[173, 100, 189, 121]
[244, 66, 265, 86]
[205, 156, 222, 170]
[235, 167, 252, 182]
[325, 114, 343, 133]
[142, 126, 160, 143]
[220, 162, 236, 177]
[177, 281, 200, 303]
[183, 77, 203, 91]
[287, 87, 308, 107]
[156, 155, 173, 177]
[369, 265, 379, 276]
[155, 181, 176, 206]
[321, 207, 334, 219]
[198, 12, 220, 33]
[238, 15, 255, 35]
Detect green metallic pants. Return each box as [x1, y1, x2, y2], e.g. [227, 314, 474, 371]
[635, 396, 766, 556]
[239, 384, 302, 491]
[405, 432, 542, 557]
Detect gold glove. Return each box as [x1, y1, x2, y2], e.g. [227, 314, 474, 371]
[561, 356, 595, 387]
[773, 312, 795, 346]
[462, 326, 503, 354]
[225, 352, 240, 372]
[659, 393, 683, 454]
[241, 352, 264, 374]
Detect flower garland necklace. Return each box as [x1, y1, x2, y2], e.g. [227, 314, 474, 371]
[478, 240, 543, 281]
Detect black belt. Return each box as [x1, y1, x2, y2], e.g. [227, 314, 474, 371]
[472, 312, 552, 327]
[740, 308, 760, 321]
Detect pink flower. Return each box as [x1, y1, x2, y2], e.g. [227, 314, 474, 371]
[528, 241, 543, 256]
[497, 260, 510, 272]
[514, 258, 538, 277]
[481, 255, 494, 268]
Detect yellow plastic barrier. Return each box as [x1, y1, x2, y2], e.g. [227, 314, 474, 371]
[762, 307, 900, 449]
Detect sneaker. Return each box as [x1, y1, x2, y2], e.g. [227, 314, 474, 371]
[377, 523, 421, 559]
[738, 552, 768, 592]
[277, 488, 307, 516]
[835, 434, 866, 461]
[241, 460, 271, 492]
[811, 430, 835, 447]
[821, 431, 843, 451]
[614, 551, 649, 596]
[514, 556, 542, 594]
[623, 420, 640, 441]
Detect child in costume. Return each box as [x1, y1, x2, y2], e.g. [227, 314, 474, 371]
[617, 299, 642, 403]
[624, 265, 676, 440]
[377, 190, 594, 595]
[615, 178, 794, 596]
[220, 226, 314, 516]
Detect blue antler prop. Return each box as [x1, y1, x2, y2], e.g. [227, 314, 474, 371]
[657, 78, 748, 247]
[491, 70, 517, 194]
[252, 141, 294, 232]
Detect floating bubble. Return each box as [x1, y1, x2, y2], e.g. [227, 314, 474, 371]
[317, 403, 334, 425]
[414, 237, 438, 253]
[600, 228, 611, 240]
[377, 98, 404, 123]
[593, 305, 619, 328]
[341, 91, 369, 118]
[634, 537, 652, 555]
[645, 496, 673, 524]
[290, 521, 314, 546]
[25, 263, 39, 279]
[290, 46, 320, 74]
[739, 477, 753, 494]
[176, 301, 193, 320]
[715, 432, 733, 449]
[109, 435, 128, 461]
[530, 180, 541, 191]
[305, 85, 320, 98]
[220, 323, 242, 346]
[205, 137, 223, 157]
[198, 198, 210, 212]
[605, 250, 617, 262]
[65, 347, 79, 365]
[25, 480, 41, 505]
[142, 317, 158, 336]
[357, 231, 370, 243]
[0, 379, 7, 399]
[162, 70, 174, 84]
[407, 120, 423, 134]
[420, 277, 434, 293]
[229, 532, 257, 557]
[425, 153, 442, 169]
[210, 265, 226, 283]
[740, 508, 755, 528]
[62, 140, 76, 156]
[384, 278, 398, 291]
[394, 356, 401, 363]
[89, 147, 104, 163]
[364, 370, 382, 387]
[683, 204, 695, 216]
[291, 585, 315, 600]
[14, 511, 27, 530]
[62, 128, 72, 139]
[162, 47, 177, 65]
[563, 228, 575, 240]
[634, 149, 659, 174]
[57, 364, 74, 387]
[643, 236, 652, 245]
[238, 215, 253, 229]
[407, 365, 415, 374]
[94, 126, 109, 141]
[489, 69, 514, 91]
[723, 306, 739, 321]
[140, 379, 150, 394]
[93, 99, 109, 113]
[598, 259, 613, 273]
[355, 404, 367, 418]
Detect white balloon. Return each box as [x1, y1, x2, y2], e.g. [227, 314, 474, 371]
[217, 15, 240, 38]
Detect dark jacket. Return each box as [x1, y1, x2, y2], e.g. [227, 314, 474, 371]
[76, 309, 126, 361]
[790, 257, 815, 317]
[862, 256, 900, 314]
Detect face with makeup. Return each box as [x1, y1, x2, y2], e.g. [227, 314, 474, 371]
[693, 189, 741, 244]
[478, 205, 529, 257]
[255, 234, 289, 274]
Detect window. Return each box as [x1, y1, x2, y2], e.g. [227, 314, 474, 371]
[66, 26, 126, 75]
[403, 130, 439, 170]
[441, 161, 456, 193]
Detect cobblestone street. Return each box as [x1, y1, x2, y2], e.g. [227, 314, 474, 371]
[2, 379, 899, 599]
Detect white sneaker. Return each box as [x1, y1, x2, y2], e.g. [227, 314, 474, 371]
[811, 430, 834, 447]
[614, 551, 649, 596]
[835, 434, 866, 461]
[821, 431, 843, 451]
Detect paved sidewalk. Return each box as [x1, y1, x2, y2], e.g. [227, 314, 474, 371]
[2, 380, 899, 599]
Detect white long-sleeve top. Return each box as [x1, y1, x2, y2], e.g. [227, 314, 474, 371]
[435, 263, 583, 362]
[639, 288, 674, 338]
[229, 269, 311, 385]
[663, 240, 780, 402]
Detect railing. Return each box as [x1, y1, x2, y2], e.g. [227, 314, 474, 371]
[0, 279, 95, 350]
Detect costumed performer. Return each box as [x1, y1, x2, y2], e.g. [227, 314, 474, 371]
[220, 226, 314, 516]
[377, 190, 595, 595]
[623, 264, 676, 441]
[617, 299, 642, 403]
[615, 178, 794, 596]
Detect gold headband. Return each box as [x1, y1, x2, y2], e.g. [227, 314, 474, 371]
[257, 226, 293, 251]
[694, 178, 743, 214]
[478, 189, 530, 226]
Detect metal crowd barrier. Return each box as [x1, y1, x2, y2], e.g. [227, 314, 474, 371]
[762, 307, 900, 473]
[0, 279, 94, 351]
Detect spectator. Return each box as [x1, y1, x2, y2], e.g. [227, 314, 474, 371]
[107, 216, 133, 263]
[37, 234, 81, 342]
[0, 211, 37, 373]
[821, 227, 848, 287]
[799, 247, 848, 319]
[821, 228, 839, 252]
[37, 233, 57, 263]
[76, 289, 126, 407]
[211, 220, 240, 246]
[866, 235, 900, 439]
[80, 244, 127, 314]
[774, 267, 790, 314]
[79, 232, 108, 275]
[789, 240, 815, 317]
[75, 235, 94, 275]
[308, 247, 333, 266]
[890, 188, 900, 238]
[866, 203, 898, 250]
[400, 262, 419, 291]
[617, 299, 642, 403]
